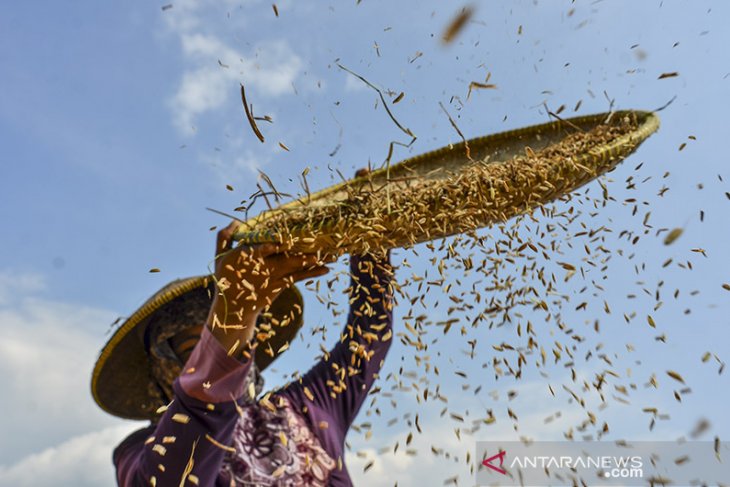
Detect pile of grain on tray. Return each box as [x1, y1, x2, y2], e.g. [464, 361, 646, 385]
[255, 114, 640, 255]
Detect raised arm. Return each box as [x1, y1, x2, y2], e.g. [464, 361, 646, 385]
[114, 222, 330, 486]
[281, 251, 394, 439]
[114, 327, 256, 486]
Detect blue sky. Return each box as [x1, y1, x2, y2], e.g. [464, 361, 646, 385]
[1, 1, 729, 485]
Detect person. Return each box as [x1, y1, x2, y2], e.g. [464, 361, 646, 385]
[105, 217, 395, 486]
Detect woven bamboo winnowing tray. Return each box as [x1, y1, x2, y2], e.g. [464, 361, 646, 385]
[234, 110, 659, 254]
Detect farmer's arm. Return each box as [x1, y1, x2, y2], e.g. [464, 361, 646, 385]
[281, 251, 394, 435]
[114, 223, 329, 486]
[114, 327, 256, 486]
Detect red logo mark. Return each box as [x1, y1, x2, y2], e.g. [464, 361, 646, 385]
[482, 450, 507, 475]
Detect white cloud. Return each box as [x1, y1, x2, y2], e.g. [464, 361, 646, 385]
[0, 272, 135, 466]
[160, 0, 204, 33]
[341, 363, 675, 487]
[344, 72, 369, 93]
[160, 0, 262, 35]
[163, 1, 303, 135]
[0, 271, 45, 305]
[232, 150, 266, 174]
[179, 32, 237, 60]
[170, 36, 302, 134]
[201, 144, 272, 181]
[170, 61, 232, 133]
[344, 410, 547, 486]
[344, 378, 591, 487]
[169, 35, 302, 134]
[0, 425, 138, 487]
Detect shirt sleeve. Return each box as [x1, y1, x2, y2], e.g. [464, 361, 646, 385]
[114, 326, 253, 487]
[280, 252, 394, 444]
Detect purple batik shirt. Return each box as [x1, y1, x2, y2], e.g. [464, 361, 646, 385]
[114, 254, 393, 486]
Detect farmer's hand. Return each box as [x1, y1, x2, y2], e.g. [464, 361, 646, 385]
[207, 221, 331, 356]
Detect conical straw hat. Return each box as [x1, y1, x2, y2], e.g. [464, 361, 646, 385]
[91, 277, 303, 420]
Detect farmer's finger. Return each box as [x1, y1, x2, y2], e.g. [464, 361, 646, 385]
[216, 220, 241, 254]
[287, 265, 330, 284]
[267, 253, 321, 275]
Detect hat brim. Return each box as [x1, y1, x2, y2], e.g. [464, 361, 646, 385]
[91, 276, 303, 420]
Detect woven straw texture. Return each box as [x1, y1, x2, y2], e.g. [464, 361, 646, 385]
[91, 278, 303, 420]
[234, 110, 659, 254]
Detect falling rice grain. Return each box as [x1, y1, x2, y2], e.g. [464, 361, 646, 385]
[467, 81, 497, 100]
[663, 228, 683, 245]
[666, 370, 685, 384]
[442, 6, 475, 44]
[658, 72, 679, 79]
